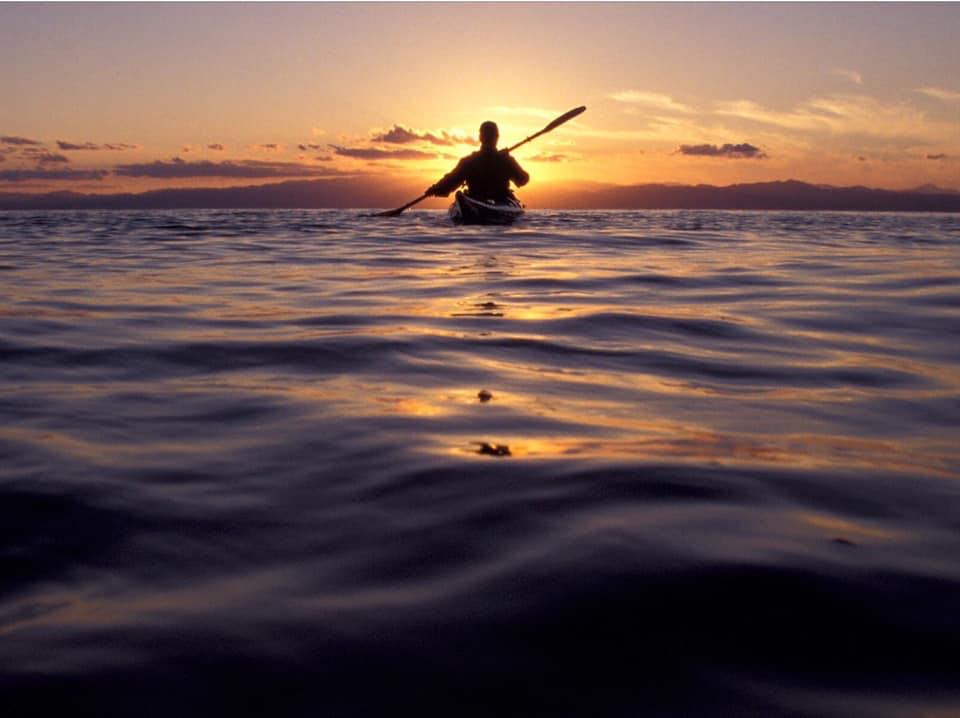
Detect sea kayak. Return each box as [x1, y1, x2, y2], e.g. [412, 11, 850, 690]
[449, 191, 525, 225]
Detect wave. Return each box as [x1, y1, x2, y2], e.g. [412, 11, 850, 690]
[1, 209, 959, 715]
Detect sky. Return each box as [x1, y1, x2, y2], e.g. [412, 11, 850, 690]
[1, 2, 958, 200]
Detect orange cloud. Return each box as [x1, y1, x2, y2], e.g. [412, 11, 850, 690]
[830, 68, 863, 85]
[527, 153, 569, 163]
[610, 90, 694, 114]
[915, 86, 960, 102]
[714, 94, 940, 140]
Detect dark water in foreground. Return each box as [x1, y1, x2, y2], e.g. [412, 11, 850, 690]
[1, 209, 959, 716]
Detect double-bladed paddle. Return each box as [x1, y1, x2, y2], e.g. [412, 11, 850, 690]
[374, 105, 586, 218]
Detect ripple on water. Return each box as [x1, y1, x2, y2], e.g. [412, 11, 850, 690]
[1, 209, 959, 715]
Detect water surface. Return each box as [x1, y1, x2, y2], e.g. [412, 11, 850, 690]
[1, 209, 959, 716]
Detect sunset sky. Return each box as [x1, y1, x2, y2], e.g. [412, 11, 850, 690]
[2, 2, 958, 201]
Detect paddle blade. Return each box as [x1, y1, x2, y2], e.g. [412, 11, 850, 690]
[544, 105, 586, 133]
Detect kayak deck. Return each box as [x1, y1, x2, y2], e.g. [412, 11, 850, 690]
[449, 191, 525, 225]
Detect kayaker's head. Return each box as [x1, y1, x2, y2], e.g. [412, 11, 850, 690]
[479, 121, 499, 150]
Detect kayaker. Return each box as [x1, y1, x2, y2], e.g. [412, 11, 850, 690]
[425, 121, 529, 201]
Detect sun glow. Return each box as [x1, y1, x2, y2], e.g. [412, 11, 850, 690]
[1, 3, 958, 199]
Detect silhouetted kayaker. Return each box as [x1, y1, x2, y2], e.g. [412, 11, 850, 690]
[426, 121, 529, 201]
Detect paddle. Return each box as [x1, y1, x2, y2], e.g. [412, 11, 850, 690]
[373, 105, 586, 217]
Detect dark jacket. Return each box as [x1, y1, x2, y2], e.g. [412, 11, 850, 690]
[429, 148, 529, 200]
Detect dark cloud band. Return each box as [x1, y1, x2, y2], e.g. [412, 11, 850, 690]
[57, 141, 98, 151]
[114, 158, 345, 178]
[37, 152, 70, 164]
[330, 145, 437, 160]
[1, 136, 43, 146]
[0, 168, 108, 181]
[677, 143, 767, 159]
[370, 125, 477, 147]
[20, 147, 71, 164]
[57, 141, 137, 151]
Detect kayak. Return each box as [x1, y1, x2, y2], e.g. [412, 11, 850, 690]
[449, 191, 525, 225]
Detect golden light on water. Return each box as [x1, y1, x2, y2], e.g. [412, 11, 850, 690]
[798, 513, 903, 541]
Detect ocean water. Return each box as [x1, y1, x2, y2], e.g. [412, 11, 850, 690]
[1, 209, 959, 716]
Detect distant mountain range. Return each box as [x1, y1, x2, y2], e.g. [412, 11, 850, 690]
[529, 180, 960, 211]
[1, 178, 959, 211]
[0, 177, 405, 211]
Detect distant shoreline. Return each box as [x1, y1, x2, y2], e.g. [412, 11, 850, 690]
[2, 179, 959, 212]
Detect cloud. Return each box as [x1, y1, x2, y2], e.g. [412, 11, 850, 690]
[315, 155, 333, 162]
[714, 99, 822, 130]
[36, 152, 70, 164]
[20, 147, 71, 164]
[371, 125, 440, 145]
[369, 125, 476, 147]
[451, 133, 477, 146]
[298, 143, 324, 151]
[55, 140, 136, 151]
[610, 90, 694, 114]
[207, 144, 224, 151]
[714, 94, 939, 140]
[915, 86, 960, 102]
[0, 155, 5, 163]
[676, 143, 768, 159]
[1, 136, 43, 146]
[57, 141, 99, 151]
[114, 158, 348, 178]
[831, 68, 863, 85]
[330, 145, 438, 160]
[0, 168, 108, 182]
[257, 143, 279, 151]
[527, 153, 568, 162]
[927, 153, 948, 160]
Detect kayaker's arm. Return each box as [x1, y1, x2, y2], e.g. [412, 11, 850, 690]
[506, 154, 530, 188]
[426, 158, 469, 197]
